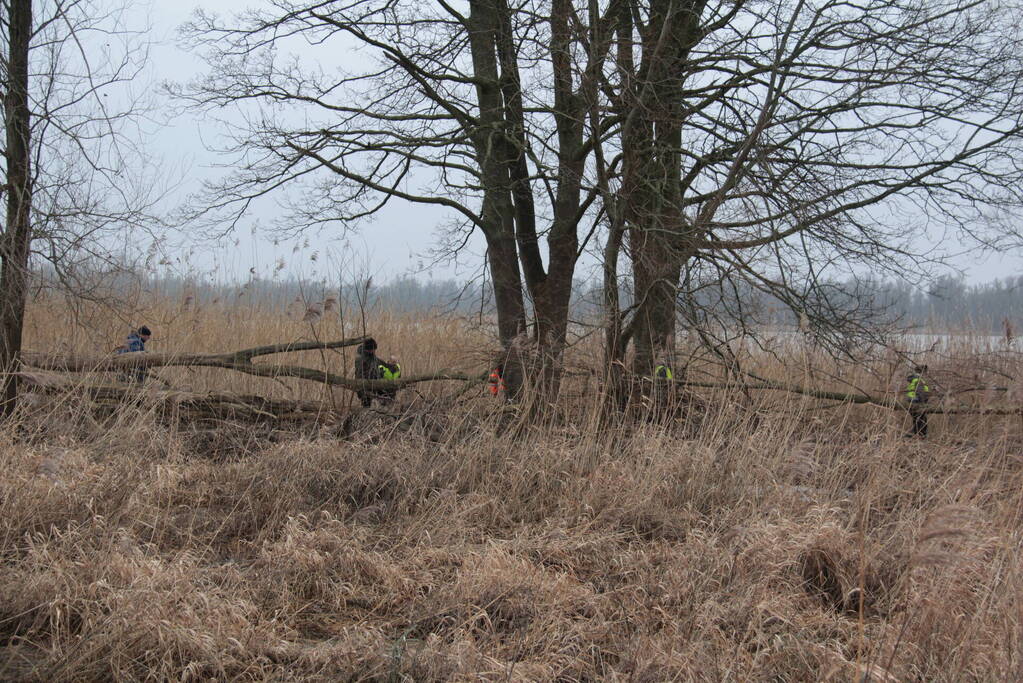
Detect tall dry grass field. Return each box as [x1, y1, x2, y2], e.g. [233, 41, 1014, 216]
[2, 293, 1022, 680]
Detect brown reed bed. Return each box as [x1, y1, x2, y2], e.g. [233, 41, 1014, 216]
[2, 296, 1021, 680]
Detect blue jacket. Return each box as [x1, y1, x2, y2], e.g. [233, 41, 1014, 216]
[120, 333, 146, 353]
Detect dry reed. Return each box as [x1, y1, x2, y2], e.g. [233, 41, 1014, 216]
[1, 294, 1021, 680]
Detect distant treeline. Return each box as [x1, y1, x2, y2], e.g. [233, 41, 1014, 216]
[862, 275, 1023, 333]
[34, 269, 1023, 334]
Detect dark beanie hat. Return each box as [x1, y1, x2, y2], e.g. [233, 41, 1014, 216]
[139, 325, 152, 336]
[363, 337, 377, 352]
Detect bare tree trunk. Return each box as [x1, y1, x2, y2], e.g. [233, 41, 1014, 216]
[623, 110, 686, 377]
[487, 233, 527, 345]
[470, 0, 586, 400]
[0, 0, 33, 420]
[467, 0, 528, 351]
[630, 235, 683, 374]
[527, 0, 584, 394]
[594, 0, 635, 413]
[618, 0, 706, 378]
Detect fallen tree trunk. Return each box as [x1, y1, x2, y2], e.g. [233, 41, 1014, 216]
[18, 370, 342, 420]
[19, 339, 1019, 417]
[25, 337, 372, 371]
[668, 376, 1022, 415]
[22, 337, 486, 392]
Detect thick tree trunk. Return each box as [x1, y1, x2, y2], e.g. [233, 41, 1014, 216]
[0, 0, 34, 420]
[630, 232, 682, 374]
[468, 0, 528, 351]
[623, 108, 685, 377]
[487, 233, 527, 344]
[617, 0, 707, 380]
[521, 0, 582, 396]
[470, 0, 584, 402]
[469, 0, 607, 403]
[530, 274, 572, 397]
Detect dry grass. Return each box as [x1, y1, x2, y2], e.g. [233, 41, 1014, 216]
[2, 294, 1022, 680]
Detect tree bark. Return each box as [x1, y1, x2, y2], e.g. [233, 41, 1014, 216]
[467, 0, 528, 349]
[618, 0, 706, 378]
[468, 0, 586, 400]
[526, 0, 584, 391]
[0, 0, 34, 420]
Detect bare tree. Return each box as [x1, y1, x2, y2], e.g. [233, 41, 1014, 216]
[0, 0, 33, 418]
[178, 0, 625, 393]
[180, 0, 1023, 407]
[600, 0, 1023, 378]
[0, 0, 157, 419]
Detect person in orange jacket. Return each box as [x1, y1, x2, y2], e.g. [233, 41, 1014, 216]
[488, 364, 506, 397]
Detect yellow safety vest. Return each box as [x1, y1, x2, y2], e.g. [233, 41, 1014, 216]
[379, 363, 401, 381]
[906, 375, 928, 401]
[655, 365, 673, 380]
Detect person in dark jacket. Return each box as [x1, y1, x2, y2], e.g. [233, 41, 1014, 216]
[116, 325, 151, 383]
[354, 338, 400, 407]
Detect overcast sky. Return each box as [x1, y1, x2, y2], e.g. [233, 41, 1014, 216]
[134, 1, 1022, 287]
[137, 0, 482, 287]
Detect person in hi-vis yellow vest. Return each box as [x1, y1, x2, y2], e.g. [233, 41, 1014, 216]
[354, 338, 401, 407]
[905, 364, 930, 437]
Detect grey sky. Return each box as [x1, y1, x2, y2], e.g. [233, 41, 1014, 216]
[137, 1, 1021, 286]
[141, 0, 482, 286]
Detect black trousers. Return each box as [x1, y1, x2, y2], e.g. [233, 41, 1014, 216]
[358, 389, 396, 407]
[910, 406, 928, 437]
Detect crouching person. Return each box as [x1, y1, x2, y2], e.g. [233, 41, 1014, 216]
[354, 337, 401, 407]
[115, 325, 151, 384]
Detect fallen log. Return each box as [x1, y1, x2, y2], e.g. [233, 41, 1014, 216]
[670, 376, 1022, 415]
[24, 337, 371, 371]
[21, 337, 486, 392]
[17, 370, 342, 420]
[19, 340, 1019, 417]
[673, 377, 899, 408]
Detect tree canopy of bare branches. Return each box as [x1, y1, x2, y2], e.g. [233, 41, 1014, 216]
[600, 0, 1023, 373]
[179, 0, 1023, 394]
[1, 0, 159, 418]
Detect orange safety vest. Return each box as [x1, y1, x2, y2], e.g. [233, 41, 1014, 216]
[488, 368, 506, 395]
